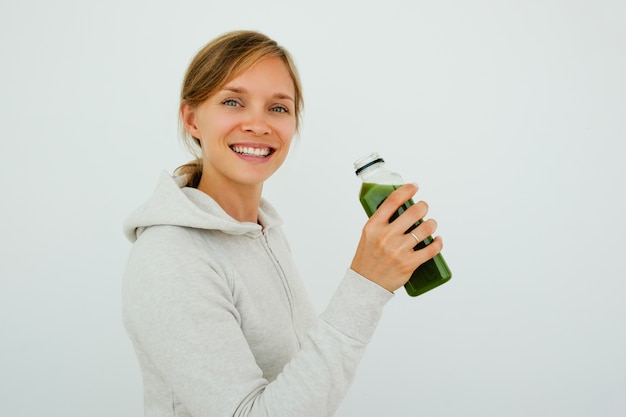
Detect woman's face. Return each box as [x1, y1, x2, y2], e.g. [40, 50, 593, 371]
[183, 56, 297, 191]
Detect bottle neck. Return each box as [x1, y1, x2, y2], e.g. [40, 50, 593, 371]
[354, 152, 404, 185]
[355, 157, 384, 176]
[357, 162, 404, 185]
[356, 161, 386, 181]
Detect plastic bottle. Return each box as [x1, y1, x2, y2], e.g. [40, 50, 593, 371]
[354, 152, 452, 297]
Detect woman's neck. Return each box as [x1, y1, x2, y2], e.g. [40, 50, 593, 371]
[197, 175, 262, 224]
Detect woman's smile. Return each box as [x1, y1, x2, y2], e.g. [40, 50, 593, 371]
[229, 144, 274, 158]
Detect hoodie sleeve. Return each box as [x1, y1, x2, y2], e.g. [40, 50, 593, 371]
[122, 226, 393, 417]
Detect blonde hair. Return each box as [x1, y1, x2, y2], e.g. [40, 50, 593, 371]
[175, 30, 304, 187]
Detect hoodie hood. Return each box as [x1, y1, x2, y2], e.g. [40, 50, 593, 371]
[123, 171, 282, 242]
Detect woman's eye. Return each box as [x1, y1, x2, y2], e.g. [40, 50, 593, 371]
[223, 99, 240, 107]
[271, 106, 288, 113]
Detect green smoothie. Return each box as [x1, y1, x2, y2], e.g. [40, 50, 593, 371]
[359, 182, 452, 297]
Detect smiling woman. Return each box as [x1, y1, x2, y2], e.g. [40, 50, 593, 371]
[180, 56, 297, 222]
[122, 30, 444, 417]
[175, 30, 303, 192]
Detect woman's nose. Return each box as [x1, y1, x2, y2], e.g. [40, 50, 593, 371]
[241, 108, 271, 135]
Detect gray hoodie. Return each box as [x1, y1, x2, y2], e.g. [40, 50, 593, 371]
[122, 172, 393, 417]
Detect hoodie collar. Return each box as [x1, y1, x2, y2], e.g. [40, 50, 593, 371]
[123, 171, 283, 242]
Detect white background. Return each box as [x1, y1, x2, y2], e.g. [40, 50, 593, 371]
[1, 0, 625, 416]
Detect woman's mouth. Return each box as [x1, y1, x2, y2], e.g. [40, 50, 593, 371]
[230, 145, 273, 157]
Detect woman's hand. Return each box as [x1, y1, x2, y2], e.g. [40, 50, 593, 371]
[350, 183, 443, 293]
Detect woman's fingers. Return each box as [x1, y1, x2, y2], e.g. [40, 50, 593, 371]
[369, 183, 418, 225]
[406, 218, 438, 249]
[392, 200, 429, 236]
[411, 235, 443, 266]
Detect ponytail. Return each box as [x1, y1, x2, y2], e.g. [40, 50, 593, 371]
[174, 159, 203, 188]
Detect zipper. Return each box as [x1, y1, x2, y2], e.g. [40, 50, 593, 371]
[260, 230, 301, 347]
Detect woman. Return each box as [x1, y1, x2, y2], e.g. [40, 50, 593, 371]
[122, 30, 443, 417]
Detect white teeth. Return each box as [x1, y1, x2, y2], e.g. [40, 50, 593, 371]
[231, 145, 271, 157]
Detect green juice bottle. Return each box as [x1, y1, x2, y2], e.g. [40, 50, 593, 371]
[354, 152, 452, 297]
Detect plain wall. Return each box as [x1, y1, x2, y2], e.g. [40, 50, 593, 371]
[1, 0, 625, 415]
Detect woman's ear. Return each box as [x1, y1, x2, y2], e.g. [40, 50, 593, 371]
[181, 104, 200, 139]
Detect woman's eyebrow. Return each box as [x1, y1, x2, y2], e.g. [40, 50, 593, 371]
[222, 86, 247, 94]
[274, 93, 295, 102]
[221, 85, 294, 102]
